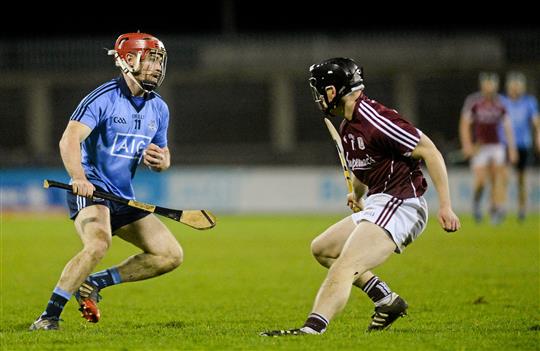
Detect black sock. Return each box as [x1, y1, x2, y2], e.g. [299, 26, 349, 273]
[88, 267, 122, 290]
[42, 287, 71, 319]
[473, 187, 483, 204]
[362, 276, 392, 305]
[303, 313, 329, 333]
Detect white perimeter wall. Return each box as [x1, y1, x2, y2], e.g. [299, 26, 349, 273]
[153, 167, 540, 215]
[2, 167, 538, 215]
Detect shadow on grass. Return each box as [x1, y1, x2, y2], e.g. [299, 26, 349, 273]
[1, 322, 34, 333]
[390, 325, 540, 334]
[125, 320, 187, 330]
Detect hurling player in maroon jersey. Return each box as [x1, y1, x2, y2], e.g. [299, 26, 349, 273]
[261, 58, 460, 336]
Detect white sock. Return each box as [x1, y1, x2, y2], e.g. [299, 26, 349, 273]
[300, 326, 323, 334]
[375, 292, 398, 307]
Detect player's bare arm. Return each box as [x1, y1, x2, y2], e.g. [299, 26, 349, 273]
[459, 114, 475, 159]
[532, 114, 540, 153]
[143, 144, 170, 172]
[59, 120, 95, 197]
[347, 173, 366, 211]
[411, 133, 461, 232]
[502, 115, 518, 164]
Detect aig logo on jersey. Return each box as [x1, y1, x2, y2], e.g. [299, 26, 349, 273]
[111, 133, 151, 159]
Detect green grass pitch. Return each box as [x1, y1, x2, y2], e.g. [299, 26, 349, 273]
[1, 213, 539, 350]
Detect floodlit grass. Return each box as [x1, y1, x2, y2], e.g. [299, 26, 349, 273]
[1, 213, 539, 350]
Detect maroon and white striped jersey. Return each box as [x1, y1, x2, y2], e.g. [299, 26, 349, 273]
[339, 94, 427, 199]
[461, 92, 506, 144]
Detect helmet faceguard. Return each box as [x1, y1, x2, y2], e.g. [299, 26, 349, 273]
[107, 32, 167, 93]
[309, 58, 364, 116]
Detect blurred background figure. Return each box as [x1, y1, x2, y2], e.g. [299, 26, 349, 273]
[499, 72, 540, 221]
[459, 72, 517, 224]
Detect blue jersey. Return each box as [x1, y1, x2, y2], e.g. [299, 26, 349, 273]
[499, 94, 539, 148]
[69, 77, 169, 199]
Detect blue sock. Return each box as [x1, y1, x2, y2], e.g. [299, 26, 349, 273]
[42, 287, 71, 319]
[87, 267, 122, 290]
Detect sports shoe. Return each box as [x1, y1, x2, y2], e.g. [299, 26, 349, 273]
[260, 327, 317, 337]
[74, 280, 102, 323]
[29, 315, 61, 331]
[367, 293, 408, 331]
[518, 209, 526, 222]
[490, 208, 506, 226]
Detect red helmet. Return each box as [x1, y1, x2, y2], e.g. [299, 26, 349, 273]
[114, 32, 166, 61]
[109, 32, 167, 92]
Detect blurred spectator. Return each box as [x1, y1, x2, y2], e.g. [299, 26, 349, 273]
[499, 72, 540, 221]
[459, 72, 517, 224]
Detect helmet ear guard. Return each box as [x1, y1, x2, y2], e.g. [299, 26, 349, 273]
[107, 49, 142, 74]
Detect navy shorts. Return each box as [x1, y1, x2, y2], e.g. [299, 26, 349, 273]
[66, 185, 150, 233]
[515, 148, 531, 171]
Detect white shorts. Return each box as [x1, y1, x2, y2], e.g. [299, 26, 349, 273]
[471, 144, 506, 168]
[351, 193, 428, 253]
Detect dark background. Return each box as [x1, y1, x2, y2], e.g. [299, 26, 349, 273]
[2, 3, 539, 167]
[5, 2, 536, 38]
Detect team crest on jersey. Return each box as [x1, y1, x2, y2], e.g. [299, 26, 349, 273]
[148, 119, 157, 131]
[111, 133, 151, 159]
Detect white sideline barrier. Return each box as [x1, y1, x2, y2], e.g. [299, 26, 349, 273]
[160, 167, 540, 214]
[1, 167, 538, 215]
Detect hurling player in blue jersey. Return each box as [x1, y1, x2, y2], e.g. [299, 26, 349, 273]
[30, 33, 183, 330]
[500, 72, 540, 221]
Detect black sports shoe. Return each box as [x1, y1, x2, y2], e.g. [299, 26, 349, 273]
[29, 316, 61, 331]
[260, 327, 319, 337]
[367, 293, 408, 331]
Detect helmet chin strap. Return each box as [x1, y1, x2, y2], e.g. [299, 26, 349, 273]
[125, 71, 153, 95]
[140, 80, 158, 92]
[108, 49, 153, 94]
[323, 94, 336, 116]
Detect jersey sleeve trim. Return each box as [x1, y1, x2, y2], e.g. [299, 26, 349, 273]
[70, 81, 117, 122]
[359, 101, 420, 150]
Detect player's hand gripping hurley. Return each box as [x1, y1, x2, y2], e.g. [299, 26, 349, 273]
[43, 180, 216, 230]
[324, 118, 361, 213]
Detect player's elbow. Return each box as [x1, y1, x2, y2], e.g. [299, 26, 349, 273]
[59, 130, 79, 152]
[58, 134, 72, 155]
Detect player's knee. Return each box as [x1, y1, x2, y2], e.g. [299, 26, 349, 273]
[311, 236, 331, 260]
[311, 241, 337, 269]
[311, 237, 322, 256]
[83, 240, 110, 261]
[170, 245, 183, 269]
[83, 227, 111, 259]
[162, 244, 183, 272]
